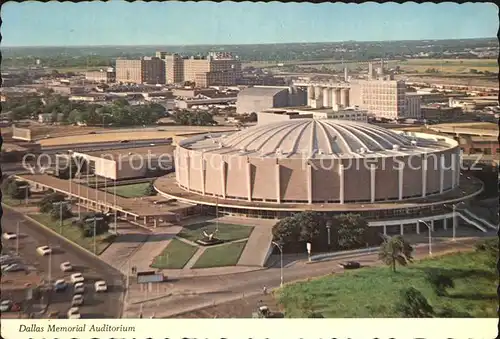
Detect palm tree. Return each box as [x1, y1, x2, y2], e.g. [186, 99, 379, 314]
[378, 235, 413, 272]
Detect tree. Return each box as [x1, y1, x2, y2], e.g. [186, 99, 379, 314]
[49, 203, 73, 221]
[425, 271, 454, 296]
[333, 213, 369, 250]
[378, 235, 413, 272]
[272, 211, 325, 251]
[38, 192, 66, 213]
[6, 180, 30, 200]
[394, 287, 434, 318]
[144, 182, 157, 196]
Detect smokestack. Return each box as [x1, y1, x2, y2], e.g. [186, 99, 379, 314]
[344, 67, 348, 82]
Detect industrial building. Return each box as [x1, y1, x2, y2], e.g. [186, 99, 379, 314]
[257, 107, 368, 124]
[85, 68, 116, 83]
[236, 86, 307, 114]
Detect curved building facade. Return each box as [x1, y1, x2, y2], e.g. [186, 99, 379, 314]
[174, 119, 461, 204]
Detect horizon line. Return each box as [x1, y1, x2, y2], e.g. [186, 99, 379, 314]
[1, 36, 496, 49]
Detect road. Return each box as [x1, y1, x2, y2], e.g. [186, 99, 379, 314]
[124, 237, 479, 318]
[1, 207, 124, 318]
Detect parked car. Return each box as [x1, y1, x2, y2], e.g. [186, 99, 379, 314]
[60, 262, 73, 272]
[338, 261, 361, 270]
[54, 279, 68, 292]
[71, 294, 84, 307]
[74, 282, 85, 294]
[2, 263, 24, 272]
[67, 307, 81, 319]
[2, 232, 17, 240]
[0, 300, 12, 312]
[36, 246, 52, 256]
[94, 280, 107, 292]
[70, 273, 84, 284]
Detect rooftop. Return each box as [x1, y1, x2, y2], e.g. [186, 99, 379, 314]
[79, 145, 175, 159]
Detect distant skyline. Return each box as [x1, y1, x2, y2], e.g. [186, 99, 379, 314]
[1, 2, 498, 47]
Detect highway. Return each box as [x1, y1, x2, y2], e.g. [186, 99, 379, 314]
[123, 236, 483, 318]
[1, 207, 124, 318]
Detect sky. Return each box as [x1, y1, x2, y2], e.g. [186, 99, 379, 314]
[1, 1, 498, 47]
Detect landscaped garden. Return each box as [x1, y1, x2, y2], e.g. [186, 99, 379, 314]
[276, 238, 498, 318]
[104, 182, 154, 198]
[151, 238, 199, 269]
[29, 213, 112, 255]
[177, 222, 254, 243]
[192, 241, 247, 268]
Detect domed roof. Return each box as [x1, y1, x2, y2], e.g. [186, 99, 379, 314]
[181, 119, 451, 158]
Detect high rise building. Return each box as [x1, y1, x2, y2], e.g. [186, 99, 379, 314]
[155, 51, 241, 86]
[350, 79, 406, 120]
[115, 57, 165, 84]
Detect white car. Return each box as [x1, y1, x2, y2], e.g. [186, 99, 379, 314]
[94, 280, 107, 292]
[54, 279, 67, 292]
[60, 262, 73, 272]
[73, 282, 85, 294]
[0, 300, 12, 312]
[71, 294, 84, 307]
[67, 307, 80, 319]
[2, 233, 17, 240]
[36, 246, 52, 256]
[70, 273, 84, 284]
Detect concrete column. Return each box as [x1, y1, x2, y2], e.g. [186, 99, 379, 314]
[143, 217, 147, 225]
[332, 89, 340, 107]
[186, 154, 191, 191]
[246, 161, 252, 201]
[370, 165, 376, 203]
[338, 164, 344, 204]
[451, 153, 456, 188]
[340, 88, 350, 107]
[431, 219, 435, 232]
[323, 88, 331, 107]
[200, 158, 206, 195]
[307, 163, 313, 204]
[400, 224, 404, 235]
[275, 163, 281, 203]
[220, 159, 226, 199]
[314, 86, 322, 100]
[443, 217, 447, 230]
[153, 218, 158, 228]
[398, 165, 404, 200]
[421, 156, 427, 197]
[456, 152, 461, 186]
[308, 86, 314, 99]
[383, 225, 387, 235]
[416, 222, 420, 234]
[439, 154, 444, 193]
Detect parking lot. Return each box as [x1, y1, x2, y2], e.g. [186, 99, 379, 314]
[1, 208, 124, 318]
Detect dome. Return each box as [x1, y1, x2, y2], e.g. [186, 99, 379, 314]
[220, 119, 418, 158]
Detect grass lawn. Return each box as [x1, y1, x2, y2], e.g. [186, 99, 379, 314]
[29, 213, 113, 255]
[276, 250, 497, 318]
[105, 182, 151, 198]
[1, 196, 23, 206]
[192, 241, 247, 269]
[177, 222, 254, 243]
[150, 238, 198, 269]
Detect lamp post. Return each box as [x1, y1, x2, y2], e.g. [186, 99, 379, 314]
[52, 201, 70, 235]
[272, 241, 284, 287]
[444, 202, 465, 241]
[87, 216, 104, 254]
[16, 220, 26, 256]
[326, 221, 332, 249]
[418, 220, 432, 256]
[306, 242, 312, 262]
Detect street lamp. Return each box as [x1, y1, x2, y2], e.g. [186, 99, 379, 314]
[444, 202, 465, 241]
[86, 216, 104, 254]
[52, 200, 70, 235]
[306, 242, 312, 262]
[15, 220, 26, 256]
[271, 241, 284, 287]
[326, 221, 332, 249]
[417, 220, 432, 256]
